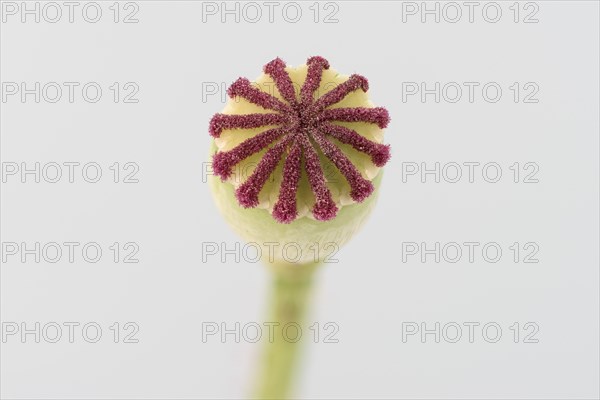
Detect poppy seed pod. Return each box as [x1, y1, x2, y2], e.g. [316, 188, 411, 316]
[208, 56, 391, 265]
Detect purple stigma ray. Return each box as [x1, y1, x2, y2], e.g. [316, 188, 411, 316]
[320, 107, 390, 129]
[311, 131, 374, 203]
[228, 77, 292, 113]
[298, 133, 338, 221]
[209, 56, 391, 223]
[212, 127, 287, 180]
[235, 135, 293, 208]
[264, 58, 298, 107]
[319, 123, 391, 167]
[309, 74, 369, 113]
[209, 113, 287, 138]
[272, 140, 303, 224]
[300, 56, 330, 106]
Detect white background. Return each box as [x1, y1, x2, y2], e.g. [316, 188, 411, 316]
[1, 1, 599, 399]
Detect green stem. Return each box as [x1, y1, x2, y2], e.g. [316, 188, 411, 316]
[252, 262, 319, 399]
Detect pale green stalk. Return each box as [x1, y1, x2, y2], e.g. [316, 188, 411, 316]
[252, 262, 318, 399]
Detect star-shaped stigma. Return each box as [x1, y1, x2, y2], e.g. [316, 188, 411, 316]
[209, 56, 391, 224]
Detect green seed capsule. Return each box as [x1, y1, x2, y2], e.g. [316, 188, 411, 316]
[208, 56, 391, 265]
